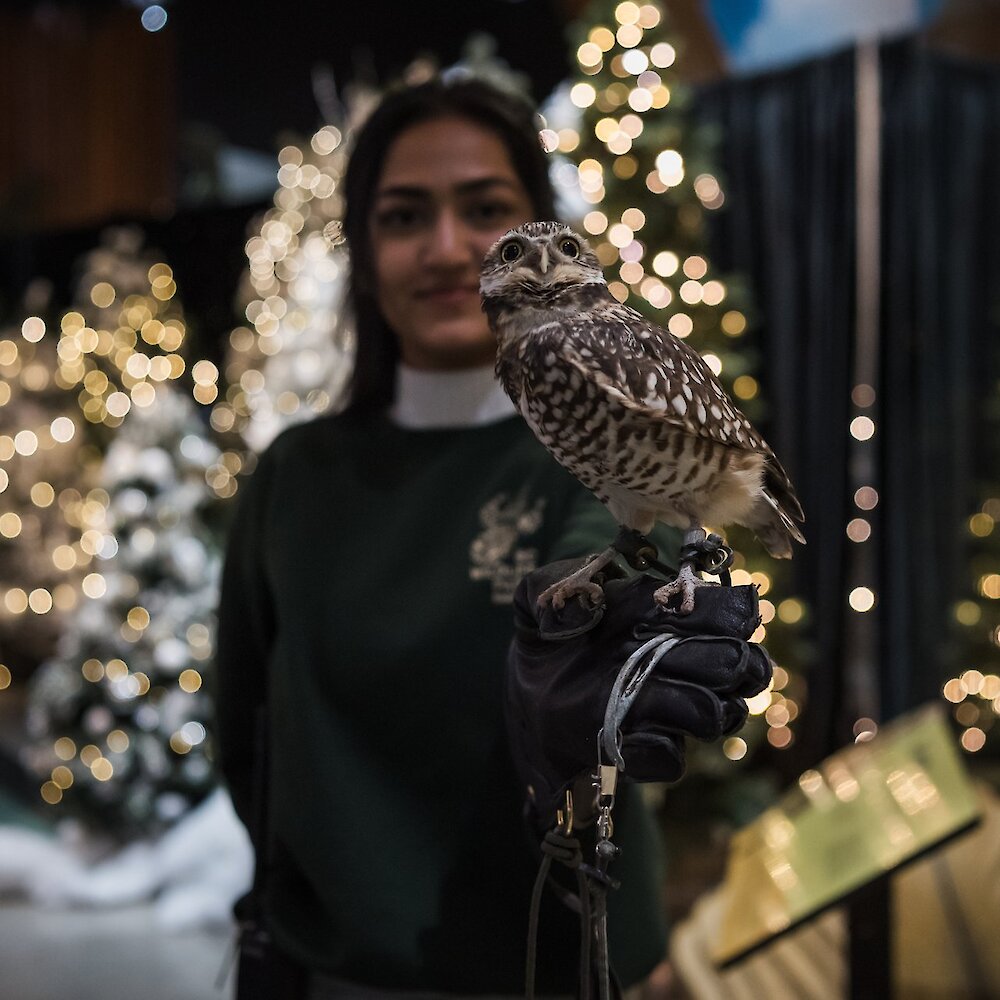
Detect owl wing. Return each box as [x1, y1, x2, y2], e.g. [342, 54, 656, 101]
[553, 307, 761, 450]
[552, 307, 805, 526]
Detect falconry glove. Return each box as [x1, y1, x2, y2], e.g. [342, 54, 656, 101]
[507, 557, 772, 832]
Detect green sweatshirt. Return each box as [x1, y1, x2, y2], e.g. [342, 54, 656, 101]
[215, 410, 673, 994]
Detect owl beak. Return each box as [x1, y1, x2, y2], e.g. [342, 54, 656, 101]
[538, 245, 550, 273]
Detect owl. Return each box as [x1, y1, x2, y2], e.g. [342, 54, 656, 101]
[480, 221, 804, 614]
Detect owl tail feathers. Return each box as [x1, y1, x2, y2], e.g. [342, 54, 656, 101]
[753, 489, 806, 559]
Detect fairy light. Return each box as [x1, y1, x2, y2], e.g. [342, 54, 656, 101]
[850, 416, 875, 441]
[721, 311, 746, 336]
[40, 782, 62, 805]
[847, 518, 871, 543]
[4, 589, 28, 614]
[82, 659, 104, 682]
[849, 587, 876, 613]
[969, 513, 994, 537]
[702, 281, 725, 306]
[217, 116, 353, 453]
[652, 251, 679, 277]
[679, 280, 703, 305]
[694, 174, 724, 209]
[941, 482, 1000, 750]
[569, 0, 814, 758]
[23, 298, 223, 818]
[667, 314, 693, 338]
[178, 668, 202, 693]
[655, 150, 684, 186]
[0, 302, 100, 641]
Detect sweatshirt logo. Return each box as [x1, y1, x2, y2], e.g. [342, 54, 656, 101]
[469, 491, 545, 604]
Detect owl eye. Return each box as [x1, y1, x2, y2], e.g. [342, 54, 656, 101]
[500, 241, 522, 263]
[559, 238, 580, 259]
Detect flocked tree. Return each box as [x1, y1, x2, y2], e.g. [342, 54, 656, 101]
[13, 228, 234, 838]
[0, 308, 96, 674]
[25, 389, 223, 837]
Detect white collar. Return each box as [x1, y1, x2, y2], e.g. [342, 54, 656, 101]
[389, 363, 516, 430]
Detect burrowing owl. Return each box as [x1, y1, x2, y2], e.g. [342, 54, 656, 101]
[480, 221, 804, 613]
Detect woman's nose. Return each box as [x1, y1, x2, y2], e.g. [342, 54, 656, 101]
[423, 211, 471, 267]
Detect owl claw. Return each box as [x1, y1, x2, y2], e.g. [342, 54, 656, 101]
[537, 547, 618, 611]
[538, 578, 605, 611]
[653, 563, 712, 615]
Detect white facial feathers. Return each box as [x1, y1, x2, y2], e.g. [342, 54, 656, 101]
[479, 222, 606, 300]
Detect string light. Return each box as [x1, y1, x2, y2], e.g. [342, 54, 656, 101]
[217, 117, 354, 454]
[0, 229, 226, 833]
[565, 0, 814, 760]
[941, 472, 1000, 749]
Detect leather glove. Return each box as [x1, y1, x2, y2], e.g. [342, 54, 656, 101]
[506, 558, 772, 830]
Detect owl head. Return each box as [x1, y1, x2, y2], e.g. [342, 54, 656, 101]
[479, 221, 605, 304]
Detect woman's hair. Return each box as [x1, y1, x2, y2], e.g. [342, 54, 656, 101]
[342, 76, 557, 413]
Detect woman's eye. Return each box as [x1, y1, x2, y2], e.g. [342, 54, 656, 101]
[469, 201, 507, 221]
[468, 201, 513, 226]
[559, 238, 580, 258]
[501, 241, 522, 263]
[374, 206, 422, 232]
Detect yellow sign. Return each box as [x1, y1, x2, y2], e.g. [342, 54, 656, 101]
[712, 703, 981, 966]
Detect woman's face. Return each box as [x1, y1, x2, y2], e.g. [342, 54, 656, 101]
[370, 116, 536, 370]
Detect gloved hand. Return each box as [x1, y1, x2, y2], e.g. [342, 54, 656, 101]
[506, 558, 773, 830]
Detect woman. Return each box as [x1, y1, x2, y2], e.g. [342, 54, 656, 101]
[215, 77, 674, 997]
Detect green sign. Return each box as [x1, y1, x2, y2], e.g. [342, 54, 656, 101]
[712, 703, 981, 966]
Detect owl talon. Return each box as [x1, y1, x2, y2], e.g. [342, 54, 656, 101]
[538, 579, 605, 611]
[653, 563, 710, 616]
[537, 546, 618, 611]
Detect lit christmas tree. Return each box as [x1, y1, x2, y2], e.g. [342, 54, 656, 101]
[25, 387, 223, 837]
[558, 0, 810, 769]
[0, 306, 97, 673]
[214, 118, 357, 455]
[13, 227, 236, 837]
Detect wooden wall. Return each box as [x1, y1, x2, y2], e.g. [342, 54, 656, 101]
[0, 7, 176, 234]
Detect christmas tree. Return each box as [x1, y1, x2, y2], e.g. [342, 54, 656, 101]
[25, 387, 223, 837]
[557, 0, 810, 774]
[0, 303, 97, 674]
[214, 119, 356, 455]
[17, 228, 233, 838]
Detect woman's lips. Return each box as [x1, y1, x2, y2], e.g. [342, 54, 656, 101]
[416, 285, 480, 306]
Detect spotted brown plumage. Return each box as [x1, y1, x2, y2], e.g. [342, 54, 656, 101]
[481, 221, 804, 613]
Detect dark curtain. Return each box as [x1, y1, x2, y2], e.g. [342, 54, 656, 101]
[879, 41, 1000, 717]
[695, 49, 858, 770]
[694, 40, 1000, 767]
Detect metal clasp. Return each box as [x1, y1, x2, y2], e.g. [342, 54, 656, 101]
[556, 788, 574, 835]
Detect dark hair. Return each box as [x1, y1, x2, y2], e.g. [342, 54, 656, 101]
[342, 76, 557, 413]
